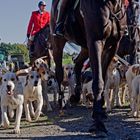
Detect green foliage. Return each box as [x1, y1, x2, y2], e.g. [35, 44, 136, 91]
[0, 42, 29, 62]
[63, 52, 73, 64]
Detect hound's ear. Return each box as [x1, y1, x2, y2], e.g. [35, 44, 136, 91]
[25, 75, 29, 86]
[42, 56, 49, 62]
[31, 62, 36, 71]
[32, 66, 35, 71]
[37, 69, 39, 72]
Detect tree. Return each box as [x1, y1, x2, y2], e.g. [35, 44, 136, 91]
[0, 42, 29, 62]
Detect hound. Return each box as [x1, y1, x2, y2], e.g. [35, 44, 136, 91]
[62, 64, 76, 99]
[104, 58, 128, 112]
[23, 70, 43, 122]
[131, 75, 140, 117]
[126, 64, 140, 108]
[0, 72, 24, 134]
[81, 69, 94, 108]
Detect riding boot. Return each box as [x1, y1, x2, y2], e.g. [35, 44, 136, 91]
[55, 0, 70, 36]
[29, 44, 34, 59]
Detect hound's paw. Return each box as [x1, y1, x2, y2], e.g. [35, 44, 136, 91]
[34, 111, 41, 121]
[106, 108, 111, 113]
[3, 122, 10, 129]
[26, 117, 32, 122]
[13, 128, 20, 134]
[30, 113, 35, 118]
[59, 110, 65, 117]
[34, 114, 40, 121]
[128, 111, 134, 117]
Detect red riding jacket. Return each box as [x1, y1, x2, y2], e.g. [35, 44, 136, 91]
[27, 10, 50, 36]
[124, 0, 129, 7]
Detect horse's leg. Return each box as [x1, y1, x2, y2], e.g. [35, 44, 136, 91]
[72, 48, 88, 104]
[53, 37, 66, 111]
[86, 40, 108, 133]
[129, 52, 136, 65]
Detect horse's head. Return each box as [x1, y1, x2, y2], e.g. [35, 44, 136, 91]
[127, 0, 139, 26]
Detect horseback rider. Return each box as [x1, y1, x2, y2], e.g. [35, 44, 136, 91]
[27, 1, 50, 58]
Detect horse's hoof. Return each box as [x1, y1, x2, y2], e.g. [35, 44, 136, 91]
[91, 130, 108, 138]
[88, 120, 108, 136]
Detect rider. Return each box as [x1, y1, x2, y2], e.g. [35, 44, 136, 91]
[27, 1, 50, 58]
[55, 0, 71, 36]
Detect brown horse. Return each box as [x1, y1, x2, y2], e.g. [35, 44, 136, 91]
[51, 0, 126, 134]
[117, 0, 140, 64]
[30, 24, 51, 65]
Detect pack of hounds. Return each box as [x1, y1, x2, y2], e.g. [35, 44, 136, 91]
[0, 56, 140, 134]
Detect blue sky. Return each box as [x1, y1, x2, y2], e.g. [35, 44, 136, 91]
[0, 1, 139, 44]
[0, 0, 52, 43]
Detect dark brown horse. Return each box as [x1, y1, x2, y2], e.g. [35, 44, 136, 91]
[30, 24, 51, 65]
[51, 0, 126, 134]
[117, 0, 140, 64]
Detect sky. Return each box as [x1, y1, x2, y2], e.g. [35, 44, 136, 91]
[0, 1, 139, 44]
[0, 0, 52, 43]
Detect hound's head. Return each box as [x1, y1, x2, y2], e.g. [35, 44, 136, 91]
[33, 58, 50, 81]
[2, 72, 19, 96]
[117, 64, 128, 79]
[47, 75, 56, 87]
[26, 71, 41, 87]
[63, 64, 74, 79]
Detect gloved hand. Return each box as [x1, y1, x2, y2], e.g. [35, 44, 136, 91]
[27, 34, 30, 39]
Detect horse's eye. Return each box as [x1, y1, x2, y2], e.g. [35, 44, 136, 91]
[11, 78, 15, 81]
[30, 76, 34, 79]
[36, 75, 39, 78]
[4, 79, 7, 82]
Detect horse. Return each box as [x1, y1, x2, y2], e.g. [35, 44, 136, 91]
[50, 0, 126, 134]
[117, 0, 140, 65]
[30, 24, 51, 65]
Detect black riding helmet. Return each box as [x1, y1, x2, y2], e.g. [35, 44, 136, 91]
[38, 1, 46, 7]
